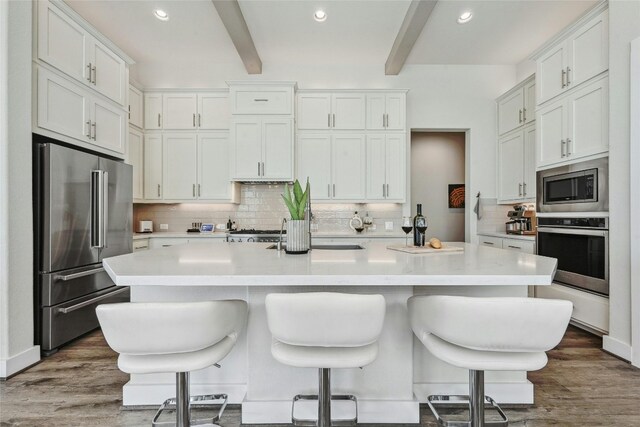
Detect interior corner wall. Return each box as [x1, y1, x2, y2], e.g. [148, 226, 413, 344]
[515, 59, 536, 82]
[604, 0, 640, 360]
[0, 0, 10, 364]
[1, 0, 37, 376]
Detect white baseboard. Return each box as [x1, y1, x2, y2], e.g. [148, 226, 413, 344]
[414, 381, 534, 404]
[0, 345, 40, 378]
[123, 382, 246, 406]
[603, 335, 632, 361]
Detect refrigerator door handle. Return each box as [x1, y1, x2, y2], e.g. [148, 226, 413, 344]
[91, 170, 107, 249]
[103, 171, 109, 249]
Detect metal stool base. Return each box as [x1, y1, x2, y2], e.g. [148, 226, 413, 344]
[152, 393, 228, 427]
[426, 394, 509, 427]
[292, 394, 358, 427]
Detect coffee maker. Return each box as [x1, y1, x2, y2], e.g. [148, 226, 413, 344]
[505, 205, 537, 235]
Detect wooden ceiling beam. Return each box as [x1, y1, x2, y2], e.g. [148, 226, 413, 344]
[212, 0, 262, 74]
[385, 0, 438, 75]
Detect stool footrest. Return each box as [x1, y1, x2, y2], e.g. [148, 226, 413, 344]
[152, 393, 228, 427]
[292, 394, 358, 427]
[426, 394, 509, 427]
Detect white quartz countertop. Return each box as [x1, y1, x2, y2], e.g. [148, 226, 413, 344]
[133, 232, 227, 239]
[133, 231, 408, 240]
[104, 241, 557, 287]
[477, 232, 536, 241]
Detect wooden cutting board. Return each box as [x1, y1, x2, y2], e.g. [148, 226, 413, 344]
[387, 244, 464, 254]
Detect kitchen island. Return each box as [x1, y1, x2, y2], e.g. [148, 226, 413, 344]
[103, 241, 557, 424]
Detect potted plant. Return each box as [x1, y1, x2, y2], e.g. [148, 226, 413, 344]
[281, 179, 310, 254]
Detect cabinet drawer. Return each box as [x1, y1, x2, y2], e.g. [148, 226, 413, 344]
[231, 87, 293, 115]
[133, 239, 149, 251]
[149, 238, 190, 249]
[502, 238, 535, 254]
[478, 236, 503, 248]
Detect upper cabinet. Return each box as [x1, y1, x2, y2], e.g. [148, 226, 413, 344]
[37, 0, 129, 107]
[143, 91, 230, 130]
[198, 93, 230, 129]
[366, 93, 406, 130]
[128, 86, 143, 129]
[497, 124, 536, 203]
[230, 83, 294, 115]
[535, 8, 608, 106]
[163, 93, 198, 130]
[497, 76, 535, 136]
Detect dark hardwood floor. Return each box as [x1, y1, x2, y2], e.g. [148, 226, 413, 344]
[1, 326, 639, 426]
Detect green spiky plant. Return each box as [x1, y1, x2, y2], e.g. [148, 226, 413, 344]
[281, 179, 310, 220]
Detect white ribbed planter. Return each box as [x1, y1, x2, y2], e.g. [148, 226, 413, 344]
[286, 220, 309, 254]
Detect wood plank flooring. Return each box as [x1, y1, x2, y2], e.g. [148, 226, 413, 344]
[1, 326, 639, 426]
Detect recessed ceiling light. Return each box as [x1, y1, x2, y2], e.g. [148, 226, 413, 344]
[154, 9, 169, 21]
[457, 11, 472, 24]
[314, 10, 327, 22]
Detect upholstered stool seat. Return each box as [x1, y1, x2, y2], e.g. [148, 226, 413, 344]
[408, 295, 572, 427]
[266, 292, 386, 427]
[97, 300, 248, 427]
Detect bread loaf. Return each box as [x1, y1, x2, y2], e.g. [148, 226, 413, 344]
[429, 238, 442, 249]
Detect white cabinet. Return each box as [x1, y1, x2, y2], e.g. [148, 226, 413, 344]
[37, 0, 127, 106]
[477, 234, 535, 254]
[128, 86, 143, 129]
[144, 93, 163, 130]
[296, 92, 366, 130]
[198, 93, 229, 130]
[366, 134, 406, 201]
[37, 67, 125, 154]
[536, 9, 608, 105]
[198, 133, 233, 200]
[297, 134, 365, 201]
[149, 238, 191, 249]
[163, 134, 198, 200]
[126, 127, 143, 200]
[478, 235, 503, 248]
[498, 124, 536, 203]
[230, 85, 294, 115]
[144, 92, 230, 130]
[143, 134, 163, 200]
[231, 117, 293, 181]
[366, 93, 406, 130]
[536, 76, 608, 169]
[163, 93, 198, 130]
[497, 76, 535, 136]
[133, 238, 149, 252]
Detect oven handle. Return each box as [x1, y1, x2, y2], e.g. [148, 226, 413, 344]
[537, 227, 607, 237]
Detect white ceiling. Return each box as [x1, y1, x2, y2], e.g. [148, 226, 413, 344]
[66, 0, 599, 82]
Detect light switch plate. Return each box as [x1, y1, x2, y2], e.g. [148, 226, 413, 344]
[160, 224, 169, 230]
[385, 221, 394, 231]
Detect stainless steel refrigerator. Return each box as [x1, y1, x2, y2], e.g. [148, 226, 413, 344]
[34, 136, 132, 355]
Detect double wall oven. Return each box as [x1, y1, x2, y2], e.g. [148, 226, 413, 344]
[536, 158, 609, 296]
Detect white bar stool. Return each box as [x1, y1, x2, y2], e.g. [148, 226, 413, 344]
[96, 300, 248, 427]
[408, 295, 572, 427]
[265, 292, 386, 427]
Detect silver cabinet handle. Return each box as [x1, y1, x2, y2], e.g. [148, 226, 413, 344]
[523, 107, 526, 122]
[519, 183, 523, 197]
[386, 183, 390, 197]
[198, 113, 201, 127]
[382, 114, 385, 128]
[128, 105, 131, 120]
[385, 114, 388, 128]
[382, 184, 386, 197]
[193, 113, 196, 127]
[566, 67, 571, 85]
[483, 241, 494, 245]
[328, 184, 331, 197]
[328, 113, 331, 128]
[86, 63, 92, 82]
[333, 184, 336, 197]
[86, 120, 92, 138]
[91, 122, 96, 140]
[254, 98, 268, 102]
[198, 184, 201, 197]
[566, 138, 572, 156]
[258, 162, 261, 176]
[261, 162, 265, 177]
[158, 113, 161, 127]
[519, 109, 523, 123]
[508, 245, 522, 249]
[523, 182, 527, 197]
[193, 184, 196, 197]
[92, 65, 96, 84]
[57, 288, 128, 314]
[333, 113, 336, 128]
[157, 184, 161, 197]
[57, 267, 105, 282]
[561, 69, 567, 88]
[561, 139, 566, 157]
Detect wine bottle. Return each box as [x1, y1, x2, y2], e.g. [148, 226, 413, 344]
[413, 204, 427, 246]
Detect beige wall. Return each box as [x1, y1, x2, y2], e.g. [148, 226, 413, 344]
[410, 132, 465, 242]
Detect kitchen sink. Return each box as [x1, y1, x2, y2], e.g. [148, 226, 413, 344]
[266, 244, 364, 250]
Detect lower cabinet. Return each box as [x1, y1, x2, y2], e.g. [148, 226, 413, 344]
[147, 237, 226, 249]
[133, 238, 149, 252]
[477, 234, 535, 254]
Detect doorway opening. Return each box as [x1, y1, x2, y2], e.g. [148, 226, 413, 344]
[410, 132, 466, 242]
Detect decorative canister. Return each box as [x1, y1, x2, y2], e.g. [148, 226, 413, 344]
[285, 219, 310, 254]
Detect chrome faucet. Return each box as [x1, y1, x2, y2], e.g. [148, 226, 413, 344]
[277, 218, 287, 251]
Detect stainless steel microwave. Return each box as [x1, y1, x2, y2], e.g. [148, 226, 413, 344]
[536, 158, 608, 213]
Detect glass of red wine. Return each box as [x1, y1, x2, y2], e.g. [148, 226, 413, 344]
[402, 217, 412, 247]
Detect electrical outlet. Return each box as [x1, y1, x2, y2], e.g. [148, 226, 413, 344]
[160, 224, 168, 230]
[385, 221, 394, 231]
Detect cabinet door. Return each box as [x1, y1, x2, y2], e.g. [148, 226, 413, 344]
[385, 93, 406, 130]
[128, 86, 143, 129]
[498, 131, 525, 202]
[198, 133, 231, 200]
[163, 93, 197, 130]
[332, 94, 366, 130]
[262, 118, 293, 180]
[332, 135, 366, 200]
[198, 93, 230, 130]
[567, 77, 608, 159]
[37, 1, 90, 85]
[478, 235, 503, 248]
[37, 67, 91, 142]
[568, 11, 608, 89]
[91, 97, 126, 154]
[163, 134, 197, 200]
[522, 124, 536, 200]
[89, 38, 126, 106]
[366, 134, 387, 200]
[537, 101, 566, 168]
[231, 118, 261, 179]
[523, 80, 536, 124]
[502, 238, 535, 254]
[297, 93, 332, 130]
[144, 134, 163, 200]
[385, 134, 406, 201]
[144, 93, 163, 130]
[366, 94, 386, 130]
[498, 88, 524, 135]
[297, 135, 332, 200]
[126, 127, 144, 200]
[537, 44, 566, 105]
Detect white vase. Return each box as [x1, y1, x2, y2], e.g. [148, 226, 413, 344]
[286, 219, 309, 253]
